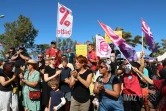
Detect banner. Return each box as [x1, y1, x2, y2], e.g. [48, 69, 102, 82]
[105, 31, 122, 43]
[57, 3, 73, 38]
[96, 35, 112, 58]
[98, 21, 138, 62]
[76, 45, 87, 57]
[142, 19, 157, 52]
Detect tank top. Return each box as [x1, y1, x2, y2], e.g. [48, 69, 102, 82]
[0, 72, 13, 91]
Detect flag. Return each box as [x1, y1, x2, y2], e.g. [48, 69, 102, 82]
[0, 44, 2, 46]
[142, 19, 157, 52]
[57, 3, 73, 38]
[96, 35, 112, 58]
[98, 21, 138, 61]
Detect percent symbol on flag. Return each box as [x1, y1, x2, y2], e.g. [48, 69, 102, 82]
[59, 6, 71, 27]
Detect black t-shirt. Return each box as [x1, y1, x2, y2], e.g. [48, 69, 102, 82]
[72, 69, 92, 103]
[0, 72, 13, 91]
[60, 67, 71, 93]
[44, 66, 56, 77]
[15, 52, 29, 68]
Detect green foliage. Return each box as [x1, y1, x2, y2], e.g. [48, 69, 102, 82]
[0, 14, 38, 56]
[57, 38, 77, 54]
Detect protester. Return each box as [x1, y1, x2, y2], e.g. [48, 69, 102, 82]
[117, 62, 143, 111]
[156, 61, 163, 78]
[59, 56, 74, 71]
[0, 62, 18, 111]
[93, 60, 124, 111]
[69, 55, 93, 111]
[48, 80, 66, 111]
[87, 44, 98, 72]
[20, 59, 40, 111]
[8, 47, 16, 60]
[11, 46, 29, 74]
[45, 40, 62, 67]
[63, 47, 75, 64]
[59, 57, 72, 111]
[42, 56, 62, 111]
[132, 60, 166, 111]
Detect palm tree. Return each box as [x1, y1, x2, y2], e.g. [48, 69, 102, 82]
[131, 35, 142, 47]
[115, 27, 133, 46]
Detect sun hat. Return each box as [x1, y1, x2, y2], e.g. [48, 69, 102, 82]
[27, 59, 37, 64]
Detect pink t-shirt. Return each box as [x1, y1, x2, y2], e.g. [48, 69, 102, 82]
[123, 73, 142, 97]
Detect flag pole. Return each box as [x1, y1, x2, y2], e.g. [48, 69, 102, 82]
[142, 31, 144, 51]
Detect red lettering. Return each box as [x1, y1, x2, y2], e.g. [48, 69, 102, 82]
[57, 29, 71, 35]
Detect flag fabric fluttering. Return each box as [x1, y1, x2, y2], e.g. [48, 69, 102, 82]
[96, 35, 112, 58]
[142, 19, 157, 52]
[98, 21, 138, 62]
[57, 3, 73, 38]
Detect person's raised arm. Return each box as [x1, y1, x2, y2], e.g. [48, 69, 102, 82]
[132, 67, 154, 85]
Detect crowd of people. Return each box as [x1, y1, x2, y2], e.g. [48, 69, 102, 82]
[0, 40, 166, 111]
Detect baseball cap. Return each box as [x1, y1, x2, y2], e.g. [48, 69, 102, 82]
[51, 40, 56, 44]
[19, 46, 25, 50]
[65, 47, 71, 50]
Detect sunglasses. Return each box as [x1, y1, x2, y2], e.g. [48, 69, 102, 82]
[99, 66, 106, 69]
[38, 56, 43, 58]
[51, 58, 56, 60]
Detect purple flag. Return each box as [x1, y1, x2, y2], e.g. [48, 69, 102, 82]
[98, 21, 138, 62]
[142, 19, 157, 52]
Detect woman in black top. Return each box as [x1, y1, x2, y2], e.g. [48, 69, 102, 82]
[0, 63, 17, 111]
[42, 56, 61, 111]
[70, 55, 93, 111]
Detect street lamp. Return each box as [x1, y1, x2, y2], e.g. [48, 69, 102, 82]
[0, 15, 5, 18]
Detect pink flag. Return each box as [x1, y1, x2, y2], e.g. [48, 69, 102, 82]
[142, 19, 157, 52]
[98, 21, 138, 61]
[96, 35, 112, 58]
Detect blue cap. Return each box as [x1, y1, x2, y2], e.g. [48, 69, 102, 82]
[65, 47, 71, 50]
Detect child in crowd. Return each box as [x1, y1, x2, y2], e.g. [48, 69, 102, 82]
[48, 80, 66, 111]
[59, 57, 72, 111]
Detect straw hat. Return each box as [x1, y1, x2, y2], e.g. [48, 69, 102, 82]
[27, 59, 37, 64]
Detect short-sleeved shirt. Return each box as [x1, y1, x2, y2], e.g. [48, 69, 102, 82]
[88, 51, 97, 71]
[123, 73, 142, 97]
[46, 48, 62, 67]
[72, 69, 92, 103]
[60, 67, 71, 93]
[50, 90, 63, 111]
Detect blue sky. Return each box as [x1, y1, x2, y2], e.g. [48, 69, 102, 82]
[0, 0, 166, 55]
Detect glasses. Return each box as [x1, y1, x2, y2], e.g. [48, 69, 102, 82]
[99, 66, 106, 69]
[51, 58, 56, 60]
[38, 56, 43, 58]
